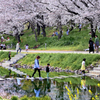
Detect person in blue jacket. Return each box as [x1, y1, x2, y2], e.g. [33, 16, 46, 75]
[32, 56, 42, 80]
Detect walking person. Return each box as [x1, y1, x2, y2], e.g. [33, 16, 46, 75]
[66, 28, 69, 35]
[8, 51, 11, 61]
[81, 58, 86, 76]
[78, 23, 82, 32]
[46, 63, 50, 79]
[16, 42, 21, 54]
[89, 38, 94, 53]
[32, 56, 42, 80]
[94, 35, 99, 53]
[25, 44, 29, 52]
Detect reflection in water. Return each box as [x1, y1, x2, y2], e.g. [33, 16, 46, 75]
[0, 77, 100, 100]
[32, 80, 42, 97]
[17, 78, 21, 86]
[81, 76, 86, 90]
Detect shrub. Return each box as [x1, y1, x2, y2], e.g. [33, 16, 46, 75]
[11, 96, 18, 100]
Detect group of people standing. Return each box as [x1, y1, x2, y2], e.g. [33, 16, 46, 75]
[89, 35, 99, 53]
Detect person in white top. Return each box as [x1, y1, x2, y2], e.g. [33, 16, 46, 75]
[25, 44, 29, 52]
[16, 42, 21, 54]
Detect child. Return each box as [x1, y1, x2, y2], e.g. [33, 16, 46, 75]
[81, 58, 86, 76]
[25, 44, 29, 52]
[8, 52, 11, 61]
[46, 63, 50, 78]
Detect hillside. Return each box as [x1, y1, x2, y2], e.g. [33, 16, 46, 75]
[1, 25, 100, 51]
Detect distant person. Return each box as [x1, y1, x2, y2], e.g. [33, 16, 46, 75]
[16, 42, 21, 54]
[81, 58, 86, 76]
[25, 44, 29, 52]
[7, 37, 10, 41]
[89, 38, 94, 53]
[0, 43, 3, 49]
[79, 23, 82, 32]
[3, 44, 6, 50]
[8, 51, 11, 61]
[55, 31, 58, 36]
[46, 63, 50, 79]
[32, 56, 42, 80]
[52, 31, 56, 36]
[94, 35, 99, 53]
[66, 28, 69, 35]
[1, 36, 4, 42]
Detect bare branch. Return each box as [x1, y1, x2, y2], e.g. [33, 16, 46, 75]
[80, 0, 89, 7]
[58, 0, 80, 15]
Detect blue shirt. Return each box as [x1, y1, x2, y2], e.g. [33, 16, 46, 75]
[34, 59, 40, 68]
[55, 32, 58, 36]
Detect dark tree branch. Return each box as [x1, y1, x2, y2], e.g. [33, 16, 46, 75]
[46, 7, 52, 13]
[58, 0, 80, 15]
[80, 0, 89, 7]
[88, 0, 94, 6]
[73, 2, 83, 10]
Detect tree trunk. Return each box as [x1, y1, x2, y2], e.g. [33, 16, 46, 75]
[37, 23, 40, 36]
[34, 28, 37, 41]
[27, 22, 30, 30]
[56, 15, 62, 40]
[58, 25, 62, 40]
[91, 22, 96, 38]
[15, 34, 21, 42]
[41, 24, 46, 37]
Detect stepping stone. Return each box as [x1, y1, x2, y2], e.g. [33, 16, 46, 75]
[6, 78, 15, 80]
[0, 78, 4, 81]
[16, 78, 24, 80]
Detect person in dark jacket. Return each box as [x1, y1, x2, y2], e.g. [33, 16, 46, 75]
[46, 63, 50, 78]
[8, 51, 11, 61]
[89, 38, 94, 53]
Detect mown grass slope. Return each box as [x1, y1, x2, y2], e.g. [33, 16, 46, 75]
[17, 53, 100, 70]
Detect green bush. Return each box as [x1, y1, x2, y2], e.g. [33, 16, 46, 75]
[11, 96, 18, 100]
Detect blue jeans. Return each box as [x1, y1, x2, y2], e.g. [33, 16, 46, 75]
[17, 48, 21, 54]
[47, 72, 49, 78]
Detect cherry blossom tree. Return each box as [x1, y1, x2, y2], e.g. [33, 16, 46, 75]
[46, 0, 100, 37]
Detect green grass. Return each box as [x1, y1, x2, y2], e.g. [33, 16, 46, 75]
[0, 67, 16, 76]
[0, 95, 51, 100]
[0, 51, 16, 62]
[18, 68, 73, 77]
[17, 53, 100, 70]
[2, 25, 100, 51]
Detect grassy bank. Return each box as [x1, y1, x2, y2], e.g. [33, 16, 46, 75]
[19, 68, 73, 77]
[0, 51, 16, 62]
[2, 25, 100, 51]
[17, 53, 100, 70]
[0, 67, 16, 76]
